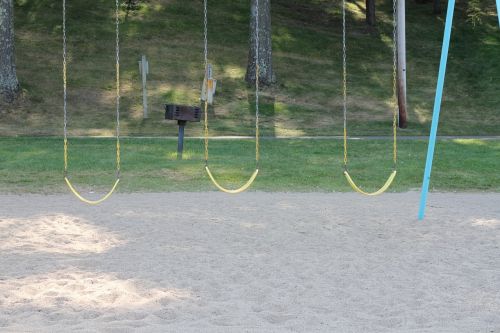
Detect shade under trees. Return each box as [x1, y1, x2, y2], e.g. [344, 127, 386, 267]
[415, 0, 442, 14]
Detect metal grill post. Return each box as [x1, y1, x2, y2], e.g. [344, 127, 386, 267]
[177, 120, 187, 160]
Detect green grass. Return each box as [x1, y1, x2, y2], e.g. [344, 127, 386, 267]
[1, 138, 499, 193]
[1, 0, 499, 137]
[1, 1, 499, 193]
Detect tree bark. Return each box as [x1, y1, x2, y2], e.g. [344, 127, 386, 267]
[366, 0, 376, 26]
[433, 0, 441, 14]
[0, 0, 20, 103]
[415, 0, 441, 14]
[246, 0, 275, 86]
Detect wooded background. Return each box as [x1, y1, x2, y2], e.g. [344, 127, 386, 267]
[0, 0, 499, 137]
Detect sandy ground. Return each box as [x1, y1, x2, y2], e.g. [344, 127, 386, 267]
[0, 192, 499, 333]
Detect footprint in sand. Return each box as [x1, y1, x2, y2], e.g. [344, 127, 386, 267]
[97, 292, 119, 304]
[106, 311, 149, 322]
[82, 310, 102, 320]
[262, 313, 296, 324]
[210, 315, 239, 327]
[46, 312, 66, 322]
[67, 283, 85, 292]
[153, 308, 177, 321]
[43, 291, 58, 297]
[251, 305, 263, 313]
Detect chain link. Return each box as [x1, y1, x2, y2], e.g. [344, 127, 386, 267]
[115, 0, 121, 174]
[342, 0, 348, 168]
[63, 0, 68, 173]
[203, 0, 209, 165]
[62, 0, 121, 177]
[204, 0, 208, 73]
[203, 0, 260, 167]
[255, 0, 260, 165]
[391, 0, 398, 166]
[342, 0, 398, 169]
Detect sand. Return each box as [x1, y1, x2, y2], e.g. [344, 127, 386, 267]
[0, 192, 499, 332]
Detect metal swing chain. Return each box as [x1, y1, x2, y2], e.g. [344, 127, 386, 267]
[254, 0, 261, 166]
[342, 0, 348, 167]
[203, 0, 209, 165]
[63, 0, 121, 177]
[391, 0, 398, 167]
[115, 0, 121, 175]
[63, 0, 68, 173]
[202, 0, 260, 167]
[342, 0, 399, 169]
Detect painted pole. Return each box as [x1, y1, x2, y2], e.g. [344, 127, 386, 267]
[418, 0, 456, 220]
[397, 0, 408, 129]
[497, 0, 500, 27]
[139, 55, 149, 119]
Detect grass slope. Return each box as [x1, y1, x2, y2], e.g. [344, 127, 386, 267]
[0, 138, 499, 193]
[0, 0, 499, 137]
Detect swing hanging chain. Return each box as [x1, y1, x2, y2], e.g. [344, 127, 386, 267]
[115, 0, 121, 176]
[203, 0, 209, 166]
[391, 0, 398, 168]
[342, 0, 347, 169]
[255, 0, 260, 166]
[203, 0, 208, 73]
[63, 0, 68, 174]
[342, 0, 399, 171]
[203, 0, 260, 168]
[62, 0, 121, 178]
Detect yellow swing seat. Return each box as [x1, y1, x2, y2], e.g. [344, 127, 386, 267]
[340, 0, 399, 196]
[205, 167, 259, 194]
[344, 170, 397, 196]
[64, 177, 120, 205]
[62, 0, 122, 205]
[202, 0, 261, 194]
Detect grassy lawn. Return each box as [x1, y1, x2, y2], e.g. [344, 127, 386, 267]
[0, 138, 499, 193]
[1, 1, 499, 193]
[1, 0, 499, 137]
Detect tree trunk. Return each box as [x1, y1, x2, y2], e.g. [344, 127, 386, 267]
[366, 0, 376, 26]
[433, 0, 441, 14]
[245, 0, 275, 86]
[0, 0, 20, 103]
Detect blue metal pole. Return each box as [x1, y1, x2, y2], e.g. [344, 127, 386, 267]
[497, 0, 500, 27]
[418, 0, 456, 220]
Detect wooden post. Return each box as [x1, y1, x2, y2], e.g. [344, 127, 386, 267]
[139, 55, 149, 118]
[201, 64, 217, 104]
[397, 0, 408, 128]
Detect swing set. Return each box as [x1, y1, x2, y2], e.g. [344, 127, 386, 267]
[341, 0, 399, 196]
[60, 0, 400, 204]
[202, 0, 261, 194]
[62, 0, 121, 205]
[60, 0, 498, 213]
